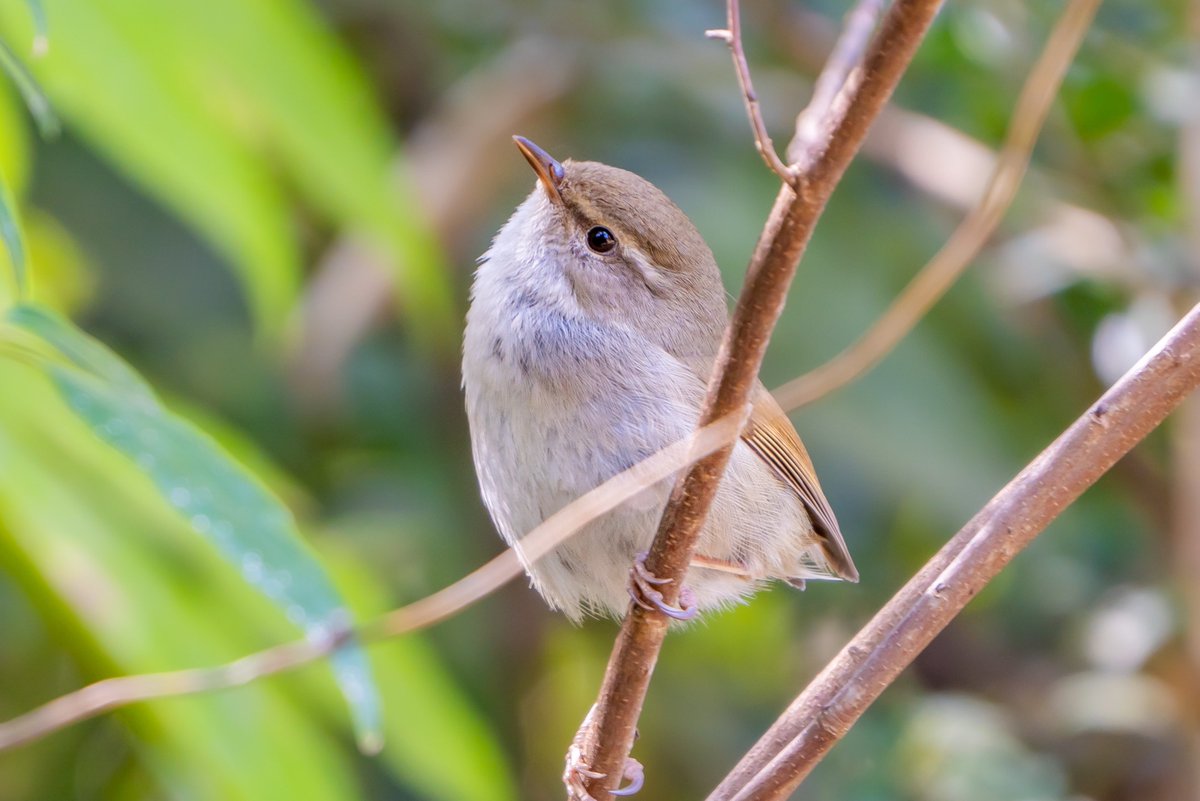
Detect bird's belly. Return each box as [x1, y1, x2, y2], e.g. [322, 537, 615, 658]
[467, 371, 810, 620]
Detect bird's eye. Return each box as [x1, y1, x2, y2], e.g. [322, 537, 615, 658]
[586, 226, 617, 254]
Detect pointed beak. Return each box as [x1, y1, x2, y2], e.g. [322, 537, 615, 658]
[513, 135, 565, 205]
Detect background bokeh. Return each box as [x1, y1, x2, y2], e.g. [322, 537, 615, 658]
[0, 0, 1197, 799]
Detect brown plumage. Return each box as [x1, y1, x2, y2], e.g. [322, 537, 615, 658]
[464, 136, 857, 620]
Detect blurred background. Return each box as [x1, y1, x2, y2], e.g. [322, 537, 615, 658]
[0, 0, 1197, 799]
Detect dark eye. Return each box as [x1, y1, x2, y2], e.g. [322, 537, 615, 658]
[586, 226, 617, 254]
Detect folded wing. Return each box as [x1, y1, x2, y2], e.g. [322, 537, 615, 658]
[740, 387, 858, 582]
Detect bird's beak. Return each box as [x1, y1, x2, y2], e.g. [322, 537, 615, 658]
[513, 135, 565, 205]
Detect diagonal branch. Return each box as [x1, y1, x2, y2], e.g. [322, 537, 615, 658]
[577, 1, 944, 797]
[775, 0, 1099, 411]
[711, 298, 1200, 801]
[790, 0, 888, 166]
[0, 411, 746, 752]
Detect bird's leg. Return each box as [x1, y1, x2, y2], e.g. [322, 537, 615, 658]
[689, 553, 751, 578]
[691, 553, 807, 589]
[564, 704, 645, 800]
[627, 552, 698, 621]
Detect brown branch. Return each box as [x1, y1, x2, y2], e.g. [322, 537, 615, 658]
[774, 0, 1100, 411]
[578, 1, 944, 797]
[789, 0, 887, 165]
[708, 298, 1200, 801]
[0, 411, 746, 752]
[706, 0, 794, 183]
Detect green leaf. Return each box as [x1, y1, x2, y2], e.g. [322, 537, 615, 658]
[0, 0, 455, 345]
[8, 304, 151, 396]
[324, 547, 521, 801]
[107, 0, 456, 342]
[3, 305, 382, 750]
[0, 2, 299, 334]
[24, 0, 47, 56]
[115, 0, 456, 345]
[0, 163, 25, 301]
[0, 38, 58, 137]
[0, 80, 27, 307]
[0, 361, 368, 800]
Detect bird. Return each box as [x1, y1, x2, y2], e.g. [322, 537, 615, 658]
[462, 136, 857, 624]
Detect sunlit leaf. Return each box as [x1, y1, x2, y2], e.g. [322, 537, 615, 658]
[24, 0, 47, 56]
[0, 82, 25, 308]
[0, 2, 299, 334]
[113, 0, 453, 342]
[0, 166, 24, 301]
[0, 0, 455, 345]
[3, 305, 382, 750]
[0, 363, 369, 800]
[110, 0, 456, 343]
[324, 549, 521, 801]
[0, 39, 57, 137]
[0, 78, 28, 197]
[19, 209, 96, 313]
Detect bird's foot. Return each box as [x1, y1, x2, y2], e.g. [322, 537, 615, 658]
[564, 705, 645, 800]
[564, 747, 644, 800]
[627, 551, 697, 621]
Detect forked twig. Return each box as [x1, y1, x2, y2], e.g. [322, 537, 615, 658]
[775, 0, 1099, 411]
[706, 0, 794, 184]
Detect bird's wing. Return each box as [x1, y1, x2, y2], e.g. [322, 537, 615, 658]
[740, 386, 859, 582]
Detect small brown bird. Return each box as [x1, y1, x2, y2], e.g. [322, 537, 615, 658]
[462, 136, 857, 623]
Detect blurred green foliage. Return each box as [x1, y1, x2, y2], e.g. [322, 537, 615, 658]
[0, 1, 1196, 800]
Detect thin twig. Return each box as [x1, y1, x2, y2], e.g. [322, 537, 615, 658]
[710, 298, 1200, 801]
[0, 638, 335, 752]
[577, 1, 944, 797]
[707, 0, 795, 184]
[0, 411, 746, 752]
[774, 0, 1099, 412]
[790, 0, 888, 165]
[363, 405, 750, 640]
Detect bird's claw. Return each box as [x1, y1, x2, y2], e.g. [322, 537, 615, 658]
[628, 551, 698, 621]
[564, 745, 644, 800]
[610, 758, 645, 796]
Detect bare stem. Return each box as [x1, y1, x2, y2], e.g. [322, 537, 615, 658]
[0, 412, 746, 752]
[0, 638, 331, 752]
[709, 301, 1200, 800]
[577, 1, 944, 797]
[775, 0, 1100, 412]
[790, 0, 888, 165]
[706, 0, 794, 184]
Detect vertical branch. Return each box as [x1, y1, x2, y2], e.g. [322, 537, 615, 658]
[578, 1, 943, 797]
